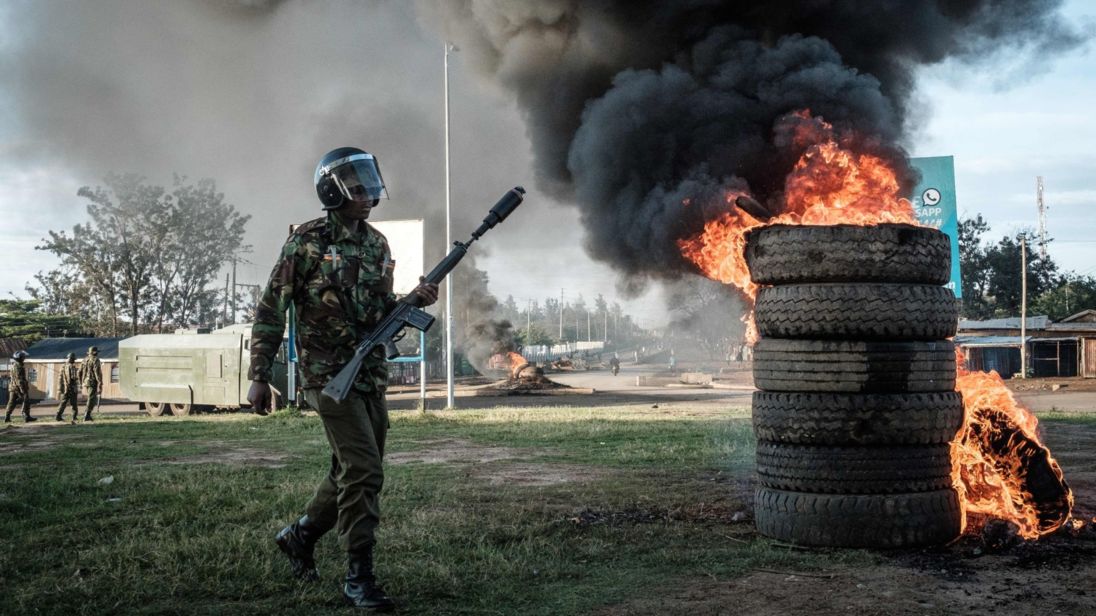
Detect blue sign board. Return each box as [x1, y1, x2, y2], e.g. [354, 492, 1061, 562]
[910, 156, 962, 298]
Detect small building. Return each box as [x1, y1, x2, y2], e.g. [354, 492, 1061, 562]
[956, 312, 1096, 378]
[21, 338, 124, 401]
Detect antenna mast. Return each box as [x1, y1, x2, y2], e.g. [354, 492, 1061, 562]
[1037, 175, 1047, 259]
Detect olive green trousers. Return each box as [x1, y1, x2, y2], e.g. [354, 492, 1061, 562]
[84, 386, 101, 417]
[56, 390, 79, 419]
[302, 388, 389, 552]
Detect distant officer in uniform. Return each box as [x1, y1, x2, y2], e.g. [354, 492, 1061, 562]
[56, 352, 80, 423]
[4, 350, 35, 423]
[248, 147, 437, 610]
[78, 346, 102, 422]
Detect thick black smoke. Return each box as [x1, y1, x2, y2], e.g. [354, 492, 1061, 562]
[420, 0, 1084, 289]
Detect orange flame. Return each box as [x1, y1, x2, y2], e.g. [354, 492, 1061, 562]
[679, 109, 1073, 539]
[678, 110, 914, 342]
[953, 348, 1072, 538]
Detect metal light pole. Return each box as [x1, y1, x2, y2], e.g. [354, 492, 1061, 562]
[1020, 236, 1027, 379]
[444, 42, 457, 409]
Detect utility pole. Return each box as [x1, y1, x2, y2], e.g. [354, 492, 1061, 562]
[1020, 236, 1027, 379]
[444, 42, 457, 410]
[526, 299, 531, 343]
[223, 273, 230, 326]
[587, 309, 591, 341]
[230, 257, 238, 324]
[559, 288, 564, 341]
[603, 309, 608, 343]
[1036, 176, 1048, 259]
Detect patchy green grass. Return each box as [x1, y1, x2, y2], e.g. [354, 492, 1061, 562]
[2, 405, 869, 615]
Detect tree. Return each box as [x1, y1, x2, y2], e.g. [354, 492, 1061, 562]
[1032, 274, 1096, 321]
[35, 174, 249, 334]
[958, 214, 992, 319]
[958, 215, 1060, 319]
[0, 300, 87, 342]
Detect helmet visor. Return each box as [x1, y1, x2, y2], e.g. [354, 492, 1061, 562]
[329, 154, 388, 203]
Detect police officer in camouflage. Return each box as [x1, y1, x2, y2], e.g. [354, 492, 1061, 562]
[56, 352, 80, 423]
[5, 350, 35, 423]
[248, 147, 437, 611]
[78, 346, 102, 422]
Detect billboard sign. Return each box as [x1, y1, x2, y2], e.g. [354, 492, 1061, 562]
[910, 156, 961, 298]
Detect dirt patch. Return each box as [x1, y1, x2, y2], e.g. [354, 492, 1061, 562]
[0, 428, 82, 456]
[387, 438, 523, 465]
[479, 462, 603, 486]
[598, 526, 1096, 616]
[387, 438, 600, 486]
[155, 446, 290, 468]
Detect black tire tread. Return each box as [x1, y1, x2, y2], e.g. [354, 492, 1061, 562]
[752, 391, 964, 445]
[755, 442, 954, 494]
[754, 487, 962, 548]
[753, 339, 956, 393]
[755, 283, 958, 340]
[746, 224, 951, 285]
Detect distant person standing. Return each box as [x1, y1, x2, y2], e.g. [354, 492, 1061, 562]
[4, 351, 35, 423]
[668, 349, 677, 375]
[55, 352, 80, 423]
[78, 346, 102, 422]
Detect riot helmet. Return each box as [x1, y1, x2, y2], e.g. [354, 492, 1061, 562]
[67, 352, 76, 362]
[13, 350, 28, 361]
[314, 147, 388, 210]
[89, 346, 99, 356]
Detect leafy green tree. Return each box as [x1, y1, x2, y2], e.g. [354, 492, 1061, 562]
[1032, 275, 1096, 321]
[958, 214, 992, 318]
[0, 300, 87, 342]
[34, 174, 249, 335]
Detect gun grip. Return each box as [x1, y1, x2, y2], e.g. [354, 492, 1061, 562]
[384, 340, 400, 360]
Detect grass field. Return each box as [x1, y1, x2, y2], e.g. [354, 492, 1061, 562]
[2, 403, 1094, 615]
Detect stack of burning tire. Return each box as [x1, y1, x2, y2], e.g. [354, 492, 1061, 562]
[746, 224, 964, 548]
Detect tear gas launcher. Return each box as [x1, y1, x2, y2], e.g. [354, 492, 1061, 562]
[322, 186, 526, 402]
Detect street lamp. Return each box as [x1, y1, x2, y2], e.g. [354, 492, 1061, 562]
[444, 42, 457, 409]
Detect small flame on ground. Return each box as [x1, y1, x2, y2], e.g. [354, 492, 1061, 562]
[679, 109, 1073, 539]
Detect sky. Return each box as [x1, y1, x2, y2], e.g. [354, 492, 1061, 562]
[0, 1, 1093, 328]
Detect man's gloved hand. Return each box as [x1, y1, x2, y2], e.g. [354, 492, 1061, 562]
[247, 380, 272, 416]
[409, 277, 439, 307]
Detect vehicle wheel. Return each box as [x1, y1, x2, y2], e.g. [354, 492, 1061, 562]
[753, 339, 956, 393]
[746, 224, 951, 285]
[170, 403, 192, 417]
[755, 442, 954, 494]
[752, 391, 964, 445]
[755, 283, 958, 340]
[754, 487, 962, 548]
[146, 402, 169, 417]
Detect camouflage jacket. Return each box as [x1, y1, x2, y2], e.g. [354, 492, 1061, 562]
[10, 361, 27, 393]
[59, 362, 79, 395]
[249, 214, 397, 392]
[79, 356, 102, 388]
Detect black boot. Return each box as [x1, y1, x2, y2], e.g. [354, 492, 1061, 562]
[344, 545, 395, 611]
[23, 414, 37, 423]
[84, 413, 93, 422]
[275, 515, 327, 582]
[56, 411, 64, 421]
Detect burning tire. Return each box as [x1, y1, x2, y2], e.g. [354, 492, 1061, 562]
[752, 391, 964, 445]
[746, 224, 950, 285]
[752, 339, 956, 393]
[755, 442, 954, 494]
[755, 283, 958, 340]
[754, 487, 962, 549]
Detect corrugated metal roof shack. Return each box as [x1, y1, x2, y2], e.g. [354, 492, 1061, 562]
[21, 338, 124, 401]
[957, 311, 1096, 378]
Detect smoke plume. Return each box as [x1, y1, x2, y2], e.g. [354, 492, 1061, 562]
[419, 1, 1083, 290]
